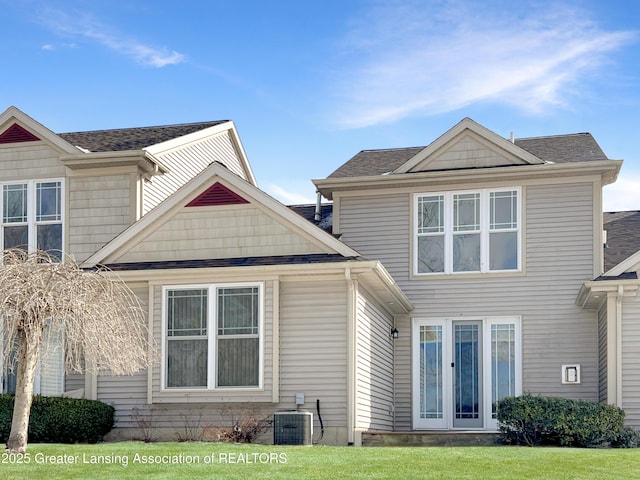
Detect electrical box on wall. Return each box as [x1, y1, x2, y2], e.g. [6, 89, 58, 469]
[561, 364, 581, 384]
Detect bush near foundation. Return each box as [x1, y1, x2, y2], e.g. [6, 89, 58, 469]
[497, 394, 638, 448]
[0, 394, 114, 444]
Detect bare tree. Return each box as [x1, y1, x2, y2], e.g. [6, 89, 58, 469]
[0, 249, 152, 453]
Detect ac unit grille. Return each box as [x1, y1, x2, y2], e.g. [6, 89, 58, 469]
[273, 411, 313, 445]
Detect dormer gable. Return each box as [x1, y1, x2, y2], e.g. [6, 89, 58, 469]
[83, 162, 359, 267]
[0, 106, 80, 154]
[395, 118, 545, 174]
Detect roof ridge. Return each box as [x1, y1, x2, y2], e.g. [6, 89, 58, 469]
[356, 145, 426, 154]
[59, 120, 228, 136]
[515, 132, 591, 141]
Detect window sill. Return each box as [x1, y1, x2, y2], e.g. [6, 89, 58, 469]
[152, 386, 270, 404]
[410, 270, 525, 281]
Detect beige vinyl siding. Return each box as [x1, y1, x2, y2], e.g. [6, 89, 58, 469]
[339, 194, 410, 282]
[336, 181, 599, 430]
[0, 144, 67, 181]
[116, 205, 329, 263]
[355, 288, 394, 431]
[598, 304, 608, 403]
[68, 174, 135, 262]
[98, 371, 148, 428]
[96, 282, 277, 431]
[65, 373, 85, 393]
[279, 279, 348, 434]
[150, 281, 274, 404]
[96, 284, 150, 427]
[410, 133, 523, 172]
[621, 296, 640, 428]
[144, 132, 245, 215]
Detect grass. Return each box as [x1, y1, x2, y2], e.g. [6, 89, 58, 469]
[0, 442, 638, 479]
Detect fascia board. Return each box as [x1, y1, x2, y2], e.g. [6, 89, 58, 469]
[96, 259, 413, 314]
[314, 160, 622, 199]
[60, 150, 169, 175]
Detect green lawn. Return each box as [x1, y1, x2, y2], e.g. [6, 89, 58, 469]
[0, 442, 638, 479]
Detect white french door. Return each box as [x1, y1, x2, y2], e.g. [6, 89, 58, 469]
[412, 317, 521, 430]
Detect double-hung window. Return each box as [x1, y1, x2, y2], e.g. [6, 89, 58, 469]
[1, 180, 63, 260]
[416, 188, 520, 274]
[164, 283, 262, 390]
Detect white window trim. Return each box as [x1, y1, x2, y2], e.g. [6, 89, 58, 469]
[161, 282, 264, 392]
[0, 319, 66, 396]
[412, 316, 522, 431]
[414, 187, 521, 276]
[0, 178, 65, 257]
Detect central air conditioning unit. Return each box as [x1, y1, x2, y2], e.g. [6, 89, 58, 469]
[273, 411, 313, 446]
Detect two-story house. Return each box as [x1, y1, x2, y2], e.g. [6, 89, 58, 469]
[0, 106, 635, 444]
[314, 118, 626, 437]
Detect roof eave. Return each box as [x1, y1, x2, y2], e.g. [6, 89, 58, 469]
[60, 150, 169, 176]
[95, 259, 413, 315]
[314, 160, 622, 200]
[577, 278, 640, 310]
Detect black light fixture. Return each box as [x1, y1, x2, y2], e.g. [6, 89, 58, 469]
[390, 327, 399, 339]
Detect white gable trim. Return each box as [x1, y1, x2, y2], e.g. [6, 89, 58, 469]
[394, 117, 545, 174]
[0, 106, 80, 154]
[83, 162, 359, 267]
[144, 120, 257, 187]
[605, 248, 640, 277]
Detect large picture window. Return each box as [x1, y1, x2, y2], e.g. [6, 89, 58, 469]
[164, 283, 262, 390]
[1, 180, 63, 260]
[415, 188, 520, 275]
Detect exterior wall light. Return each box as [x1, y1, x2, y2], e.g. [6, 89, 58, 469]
[390, 327, 399, 339]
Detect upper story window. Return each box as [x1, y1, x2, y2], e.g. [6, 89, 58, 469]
[415, 188, 520, 275]
[163, 283, 263, 390]
[1, 180, 64, 260]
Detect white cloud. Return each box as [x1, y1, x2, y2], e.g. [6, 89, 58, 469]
[332, 2, 636, 128]
[37, 7, 185, 68]
[604, 178, 640, 212]
[264, 182, 317, 206]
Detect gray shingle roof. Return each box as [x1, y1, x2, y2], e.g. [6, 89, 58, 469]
[288, 204, 334, 233]
[328, 133, 609, 179]
[514, 133, 608, 163]
[603, 211, 640, 272]
[58, 121, 228, 152]
[329, 147, 425, 178]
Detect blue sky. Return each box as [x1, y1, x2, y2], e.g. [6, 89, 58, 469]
[1, 0, 638, 210]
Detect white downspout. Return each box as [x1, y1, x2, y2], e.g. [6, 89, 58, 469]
[616, 285, 623, 408]
[345, 268, 356, 445]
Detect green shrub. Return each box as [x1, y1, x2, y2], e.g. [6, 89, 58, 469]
[0, 394, 114, 444]
[497, 395, 634, 448]
[612, 426, 640, 448]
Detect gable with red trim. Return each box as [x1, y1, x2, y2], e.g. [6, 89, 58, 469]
[186, 182, 249, 207]
[0, 123, 40, 144]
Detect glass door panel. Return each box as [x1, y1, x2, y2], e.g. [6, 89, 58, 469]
[419, 325, 443, 420]
[491, 323, 516, 419]
[453, 321, 483, 428]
